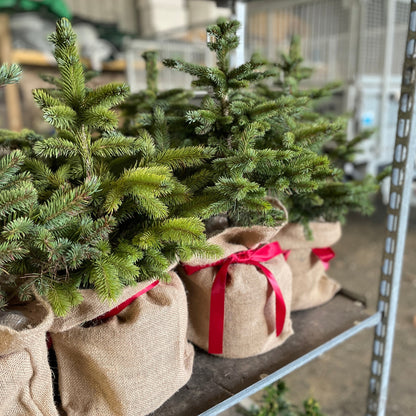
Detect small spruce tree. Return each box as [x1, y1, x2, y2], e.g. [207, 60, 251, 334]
[255, 35, 380, 230]
[30, 18, 219, 301]
[2, 19, 218, 315]
[163, 19, 334, 228]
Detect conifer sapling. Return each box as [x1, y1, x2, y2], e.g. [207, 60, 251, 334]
[23, 18, 218, 313]
[163, 19, 334, 228]
[256, 35, 380, 230]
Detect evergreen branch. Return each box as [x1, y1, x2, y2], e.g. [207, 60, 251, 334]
[32, 88, 64, 109]
[0, 241, 28, 267]
[228, 60, 267, 81]
[182, 168, 214, 192]
[136, 248, 170, 280]
[1, 172, 33, 192]
[81, 107, 119, 131]
[45, 280, 84, 316]
[0, 149, 25, 188]
[84, 83, 130, 109]
[36, 178, 99, 225]
[91, 134, 138, 158]
[132, 193, 169, 219]
[33, 137, 79, 158]
[1, 217, 35, 241]
[42, 105, 77, 129]
[150, 146, 208, 170]
[0, 63, 22, 87]
[0, 128, 42, 150]
[156, 217, 205, 245]
[109, 252, 139, 286]
[89, 257, 123, 301]
[53, 36, 86, 107]
[0, 183, 38, 218]
[103, 166, 171, 214]
[163, 58, 206, 78]
[37, 73, 61, 87]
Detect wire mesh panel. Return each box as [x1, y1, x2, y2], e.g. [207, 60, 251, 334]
[124, 39, 215, 92]
[245, 0, 409, 82]
[359, 0, 387, 75]
[244, 0, 411, 182]
[246, 0, 352, 85]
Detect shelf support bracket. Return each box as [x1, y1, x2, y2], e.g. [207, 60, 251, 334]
[366, 1, 416, 415]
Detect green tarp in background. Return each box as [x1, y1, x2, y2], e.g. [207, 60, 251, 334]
[0, 0, 71, 18]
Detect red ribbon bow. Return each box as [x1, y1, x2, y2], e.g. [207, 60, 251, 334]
[183, 241, 290, 354]
[311, 247, 335, 270]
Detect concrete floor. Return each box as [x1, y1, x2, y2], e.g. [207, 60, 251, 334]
[221, 198, 416, 416]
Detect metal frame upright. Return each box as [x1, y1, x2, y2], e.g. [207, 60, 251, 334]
[366, 1, 416, 414]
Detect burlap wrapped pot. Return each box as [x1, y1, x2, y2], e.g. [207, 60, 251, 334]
[49, 272, 193, 416]
[276, 221, 342, 311]
[0, 298, 59, 416]
[179, 225, 293, 359]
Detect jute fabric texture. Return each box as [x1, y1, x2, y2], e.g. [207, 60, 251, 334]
[49, 272, 194, 416]
[0, 298, 58, 416]
[180, 225, 293, 359]
[276, 222, 342, 311]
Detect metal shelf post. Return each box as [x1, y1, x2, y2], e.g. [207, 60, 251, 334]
[367, 1, 416, 415]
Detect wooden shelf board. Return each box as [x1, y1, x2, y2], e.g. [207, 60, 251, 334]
[10, 49, 128, 71]
[151, 293, 372, 416]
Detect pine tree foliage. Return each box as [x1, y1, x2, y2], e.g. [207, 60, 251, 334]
[119, 50, 195, 143]
[0, 64, 114, 315]
[256, 35, 380, 228]
[163, 19, 334, 227]
[15, 18, 218, 313]
[0, 128, 44, 154]
[0, 63, 22, 87]
[0, 149, 113, 315]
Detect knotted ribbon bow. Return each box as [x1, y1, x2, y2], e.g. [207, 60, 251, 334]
[183, 241, 290, 354]
[311, 247, 335, 270]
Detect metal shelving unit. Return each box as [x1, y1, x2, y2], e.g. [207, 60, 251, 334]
[150, 1, 416, 415]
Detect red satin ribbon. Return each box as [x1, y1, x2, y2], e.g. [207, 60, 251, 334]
[311, 247, 335, 270]
[183, 242, 289, 354]
[91, 280, 160, 324]
[47, 280, 159, 348]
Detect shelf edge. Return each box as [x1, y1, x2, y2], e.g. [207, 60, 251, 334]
[201, 311, 382, 416]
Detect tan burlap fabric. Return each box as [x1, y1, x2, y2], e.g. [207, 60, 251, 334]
[276, 222, 342, 311]
[0, 298, 58, 416]
[49, 272, 194, 416]
[179, 225, 293, 359]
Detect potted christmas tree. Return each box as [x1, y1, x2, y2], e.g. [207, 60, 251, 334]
[162, 19, 336, 358]
[255, 35, 380, 311]
[0, 18, 217, 415]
